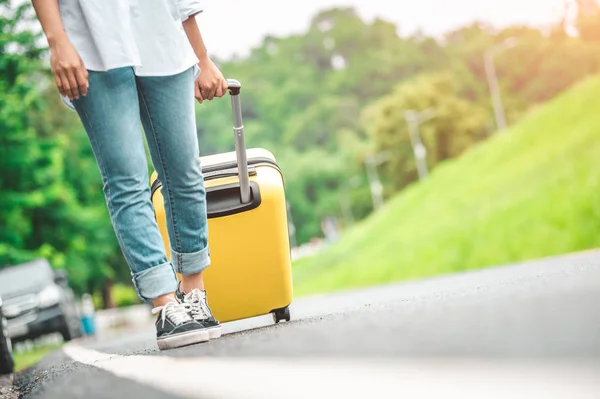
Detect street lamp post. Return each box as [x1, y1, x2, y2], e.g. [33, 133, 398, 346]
[364, 151, 389, 211]
[484, 37, 517, 133]
[404, 108, 436, 181]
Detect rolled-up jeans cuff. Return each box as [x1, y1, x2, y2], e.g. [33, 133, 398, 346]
[171, 246, 211, 275]
[132, 261, 179, 301]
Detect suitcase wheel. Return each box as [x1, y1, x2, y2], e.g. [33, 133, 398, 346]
[272, 306, 291, 323]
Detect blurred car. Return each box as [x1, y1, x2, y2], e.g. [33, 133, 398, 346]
[0, 259, 82, 343]
[0, 295, 15, 375]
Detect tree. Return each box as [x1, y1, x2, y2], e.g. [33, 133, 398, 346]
[0, 0, 59, 265]
[0, 2, 127, 305]
[363, 73, 487, 191]
[190, 6, 600, 245]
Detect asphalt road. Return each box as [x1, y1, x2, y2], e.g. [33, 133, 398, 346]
[9, 250, 600, 399]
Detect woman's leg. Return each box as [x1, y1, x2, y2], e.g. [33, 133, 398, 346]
[136, 67, 210, 289]
[72, 67, 210, 348]
[72, 67, 178, 303]
[136, 67, 221, 336]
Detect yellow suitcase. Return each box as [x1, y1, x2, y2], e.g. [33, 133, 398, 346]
[150, 79, 293, 324]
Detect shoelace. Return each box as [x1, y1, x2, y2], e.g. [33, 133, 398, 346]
[184, 289, 211, 320]
[151, 300, 192, 328]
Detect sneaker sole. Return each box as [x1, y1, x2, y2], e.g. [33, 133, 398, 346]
[157, 329, 209, 351]
[208, 326, 222, 340]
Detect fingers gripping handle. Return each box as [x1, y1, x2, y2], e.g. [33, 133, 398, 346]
[226, 79, 251, 204]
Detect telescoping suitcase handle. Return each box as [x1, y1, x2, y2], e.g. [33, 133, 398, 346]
[226, 79, 251, 204]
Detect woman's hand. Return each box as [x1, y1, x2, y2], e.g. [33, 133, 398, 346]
[180, 15, 226, 104]
[50, 38, 88, 100]
[195, 56, 228, 104]
[32, 0, 88, 100]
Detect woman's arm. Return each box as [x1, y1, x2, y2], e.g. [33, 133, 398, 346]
[182, 17, 228, 104]
[31, 0, 88, 99]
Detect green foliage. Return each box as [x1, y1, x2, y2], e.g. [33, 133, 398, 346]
[0, 1, 66, 265]
[292, 74, 600, 296]
[14, 342, 63, 372]
[277, 147, 354, 241]
[92, 283, 141, 309]
[111, 283, 141, 308]
[0, 1, 125, 300]
[196, 8, 600, 245]
[363, 72, 488, 191]
[198, 8, 451, 243]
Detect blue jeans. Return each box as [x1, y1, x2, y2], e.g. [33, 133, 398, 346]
[72, 66, 210, 301]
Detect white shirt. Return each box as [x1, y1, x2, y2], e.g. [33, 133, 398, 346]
[58, 0, 203, 76]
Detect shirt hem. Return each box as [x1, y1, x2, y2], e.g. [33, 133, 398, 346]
[82, 59, 198, 78]
[133, 58, 200, 77]
[84, 61, 144, 73]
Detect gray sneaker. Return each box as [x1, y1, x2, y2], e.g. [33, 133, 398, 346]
[151, 300, 209, 350]
[177, 287, 222, 340]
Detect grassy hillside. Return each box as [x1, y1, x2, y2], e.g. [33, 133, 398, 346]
[292, 75, 600, 296]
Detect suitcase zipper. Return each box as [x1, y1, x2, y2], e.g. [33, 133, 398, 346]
[201, 157, 281, 175]
[150, 158, 282, 198]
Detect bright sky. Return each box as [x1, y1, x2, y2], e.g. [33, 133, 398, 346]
[196, 0, 572, 60]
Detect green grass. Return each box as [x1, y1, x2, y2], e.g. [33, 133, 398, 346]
[14, 343, 63, 372]
[292, 75, 600, 296]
